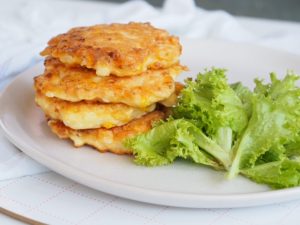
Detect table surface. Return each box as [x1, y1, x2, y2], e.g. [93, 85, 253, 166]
[0, 214, 24, 225]
[2, 171, 300, 225]
[0, 0, 300, 224]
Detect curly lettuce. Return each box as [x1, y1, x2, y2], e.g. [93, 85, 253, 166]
[228, 73, 300, 178]
[125, 69, 300, 189]
[173, 69, 249, 161]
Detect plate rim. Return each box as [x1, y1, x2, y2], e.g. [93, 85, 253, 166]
[2, 40, 300, 208]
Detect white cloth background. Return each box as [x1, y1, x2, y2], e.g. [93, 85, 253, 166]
[1, 0, 300, 181]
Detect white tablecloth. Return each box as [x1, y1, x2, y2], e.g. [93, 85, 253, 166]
[1, 0, 300, 224]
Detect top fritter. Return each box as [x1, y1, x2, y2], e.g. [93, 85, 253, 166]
[40, 22, 182, 77]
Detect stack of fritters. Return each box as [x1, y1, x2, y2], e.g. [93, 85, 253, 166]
[34, 22, 185, 154]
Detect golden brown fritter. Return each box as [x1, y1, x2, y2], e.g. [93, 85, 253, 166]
[34, 57, 185, 108]
[48, 110, 166, 155]
[40, 22, 182, 77]
[159, 82, 184, 107]
[35, 91, 155, 130]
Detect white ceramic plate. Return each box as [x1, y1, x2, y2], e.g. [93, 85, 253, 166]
[1, 40, 300, 208]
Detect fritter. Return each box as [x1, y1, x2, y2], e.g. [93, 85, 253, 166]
[48, 110, 166, 154]
[159, 82, 184, 107]
[35, 91, 155, 130]
[34, 57, 185, 108]
[40, 22, 181, 77]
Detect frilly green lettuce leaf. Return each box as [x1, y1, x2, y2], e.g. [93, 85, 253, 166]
[231, 82, 253, 118]
[285, 140, 300, 160]
[256, 144, 286, 165]
[125, 119, 226, 169]
[125, 69, 300, 189]
[229, 73, 300, 178]
[173, 68, 249, 155]
[242, 159, 300, 189]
